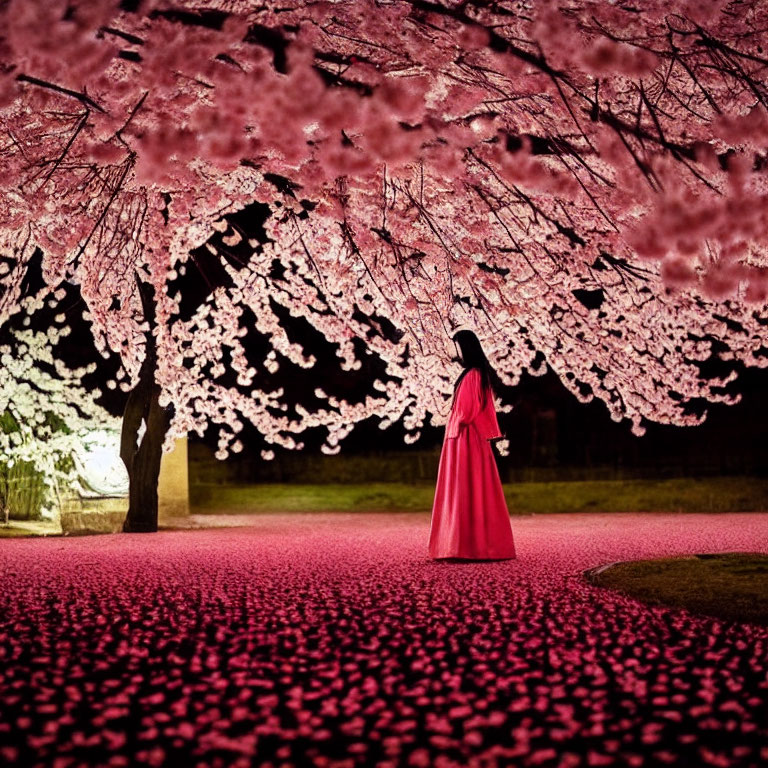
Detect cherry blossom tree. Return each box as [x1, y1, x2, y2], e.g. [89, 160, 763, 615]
[2, 0, 768, 530]
[0, 323, 121, 520]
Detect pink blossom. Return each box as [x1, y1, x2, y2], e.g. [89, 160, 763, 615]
[661, 257, 696, 289]
[458, 24, 490, 52]
[580, 39, 659, 78]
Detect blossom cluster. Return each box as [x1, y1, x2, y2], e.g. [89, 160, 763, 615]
[0, 324, 121, 515]
[1, 0, 768, 451]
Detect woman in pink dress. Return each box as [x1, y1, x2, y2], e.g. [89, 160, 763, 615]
[429, 330, 516, 560]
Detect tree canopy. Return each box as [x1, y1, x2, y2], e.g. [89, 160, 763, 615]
[2, 0, 768, 457]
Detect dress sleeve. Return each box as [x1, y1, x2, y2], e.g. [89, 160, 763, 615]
[453, 369, 483, 426]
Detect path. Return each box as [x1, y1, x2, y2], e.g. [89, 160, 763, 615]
[1, 512, 767, 767]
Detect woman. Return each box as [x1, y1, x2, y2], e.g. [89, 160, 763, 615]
[429, 330, 516, 560]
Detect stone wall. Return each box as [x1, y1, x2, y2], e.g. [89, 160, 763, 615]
[60, 494, 127, 535]
[158, 437, 190, 523]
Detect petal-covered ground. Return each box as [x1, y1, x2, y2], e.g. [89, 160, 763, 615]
[1, 511, 767, 767]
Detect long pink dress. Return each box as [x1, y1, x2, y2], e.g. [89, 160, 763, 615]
[429, 368, 516, 560]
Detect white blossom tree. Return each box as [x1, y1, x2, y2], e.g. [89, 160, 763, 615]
[0, 323, 121, 520]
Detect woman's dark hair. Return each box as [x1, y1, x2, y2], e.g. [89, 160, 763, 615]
[452, 330, 496, 407]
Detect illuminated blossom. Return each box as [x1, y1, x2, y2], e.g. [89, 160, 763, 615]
[0, 0, 767, 462]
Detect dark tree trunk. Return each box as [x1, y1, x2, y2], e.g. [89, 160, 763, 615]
[121, 381, 170, 532]
[120, 275, 171, 533]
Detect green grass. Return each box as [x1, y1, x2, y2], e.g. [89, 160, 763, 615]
[191, 482, 433, 512]
[191, 476, 768, 515]
[503, 476, 768, 514]
[0, 518, 61, 537]
[585, 553, 768, 625]
[0, 527, 42, 537]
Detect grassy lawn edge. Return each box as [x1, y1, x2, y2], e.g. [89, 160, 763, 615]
[191, 476, 768, 515]
[584, 552, 768, 626]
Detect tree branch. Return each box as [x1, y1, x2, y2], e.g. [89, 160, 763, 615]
[16, 74, 105, 113]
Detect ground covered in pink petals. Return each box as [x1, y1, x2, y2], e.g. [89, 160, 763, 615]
[1, 512, 767, 767]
